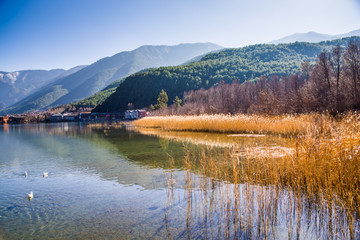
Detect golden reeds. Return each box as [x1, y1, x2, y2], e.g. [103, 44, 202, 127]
[133, 114, 322, 136]
[136, 113, 360, 239]
[177, 133, 360, 239]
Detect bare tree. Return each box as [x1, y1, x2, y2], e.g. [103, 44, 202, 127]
[330, 45, 343, 111]
[300, 61, 313, 82]
[344, 40, 360, 108]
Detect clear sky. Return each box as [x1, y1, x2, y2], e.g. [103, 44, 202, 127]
[1, 0, 360, 72]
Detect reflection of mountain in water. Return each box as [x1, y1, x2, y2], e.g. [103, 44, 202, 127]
[1, 123, 356, 239]
[1, 122, 296, 190]
[0, 123, 295, 190]
[0, 123, 188, 190]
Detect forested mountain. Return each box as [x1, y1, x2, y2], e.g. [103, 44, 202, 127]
[0, 69, 65, 109]
[2, 43, 222, 114]
[94, 37, 360, 113]
[270, 29, 360, 44]
[165, 38, 360, 115]
[70, 77, 125, 109]
[69, 68, 154, 110]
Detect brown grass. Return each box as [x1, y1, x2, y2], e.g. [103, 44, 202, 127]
[135, 113, 360, 239]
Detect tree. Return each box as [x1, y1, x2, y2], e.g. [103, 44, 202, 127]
[155, 89, 168, 110]
[330, 45, 343, 111]
[318, 50, 332, 93]
[127, 102, 134, 110]
[149, 104, 155, 111]
[173, 96, 182, 108]
[344, 40, 360, 108]
[307, 50, 334, 111]
[300, 61, 313, 82]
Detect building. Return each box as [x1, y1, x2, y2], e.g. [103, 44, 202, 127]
[124, 109, 148, 120]
[8, 116, 25, 124]
[78, 112, 91, 121]
[62, 113, 78, 122]
[137, 110, 147, 118]
[48, 110, 141, 122]
[50, 113, 78, 122]
[50, 114, 63, 122]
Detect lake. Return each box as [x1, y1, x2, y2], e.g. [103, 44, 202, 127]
[0, 123, 358, 239]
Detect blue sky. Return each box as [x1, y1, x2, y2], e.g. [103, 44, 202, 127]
[1, 0, 360, 71]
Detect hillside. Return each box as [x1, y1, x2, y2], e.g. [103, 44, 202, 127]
[94, 37, 360, 113]
[0, 69, 65, 109]
[2, 43, 222, 114]
[70, 77, 125, 109]
[270, 29, 360, 44]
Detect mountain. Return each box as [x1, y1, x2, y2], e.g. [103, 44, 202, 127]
[94, 37, 359, 113]
[0, 65, 86, 111]
[1, 43, 222, 114]
[270, 29, 360, 44]
[70, 77, 126, 109]
[0, 69, 65, 109]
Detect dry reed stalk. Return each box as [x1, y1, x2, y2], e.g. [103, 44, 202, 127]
[182, 144, 359, 238]
[174, 113, 360, 238]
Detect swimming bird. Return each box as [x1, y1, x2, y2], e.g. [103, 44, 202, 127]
[24, 171, 28, 178]
[43, 172, 48, 177]
[28, 192, 33, 200]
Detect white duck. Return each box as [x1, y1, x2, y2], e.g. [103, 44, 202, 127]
[43, 172, 48, 177]
[28, 192, 33, 200]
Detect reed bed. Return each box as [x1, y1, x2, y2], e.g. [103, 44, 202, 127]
[171, 130, 360, 239]
[150, 113, 360, 239]
[133, 114, 323, 136]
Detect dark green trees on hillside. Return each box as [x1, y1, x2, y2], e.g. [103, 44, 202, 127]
[173, 96, 182, 108]
[155, 89, 168, 110]
[155, 40, 360, 115]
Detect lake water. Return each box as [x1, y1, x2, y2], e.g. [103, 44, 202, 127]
[0, 123, 358, 239]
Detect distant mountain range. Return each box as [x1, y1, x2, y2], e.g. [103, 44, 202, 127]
[1, 43, 222, 114]
[270, 29, 360, 44]
[0, 66, 86, 110]
[2, 29, 360, 115]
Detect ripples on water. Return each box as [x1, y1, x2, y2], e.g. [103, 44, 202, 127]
[0, 123, 358, 239]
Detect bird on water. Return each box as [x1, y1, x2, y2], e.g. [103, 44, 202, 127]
[28, 192, 33, 200]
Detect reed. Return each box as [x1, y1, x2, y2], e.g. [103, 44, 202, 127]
[133, 113, 327, 136]
[153, 113, 360, 239]
[176, 134, 360, 239]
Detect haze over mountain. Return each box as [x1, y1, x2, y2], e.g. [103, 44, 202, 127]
[0, 69, 62, 109]
[270, 29, 360, 44]
[0, 69, 65, 109]
[2, 43, 222, 114]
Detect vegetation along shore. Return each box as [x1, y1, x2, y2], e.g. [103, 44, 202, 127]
[134, 112, 360, 239]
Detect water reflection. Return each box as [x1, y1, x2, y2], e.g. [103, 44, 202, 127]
[0, 123, 358, 239]
[0, 123, 184, 189]
[162, 147, 359, 239]
[0, 123, 190, 239]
